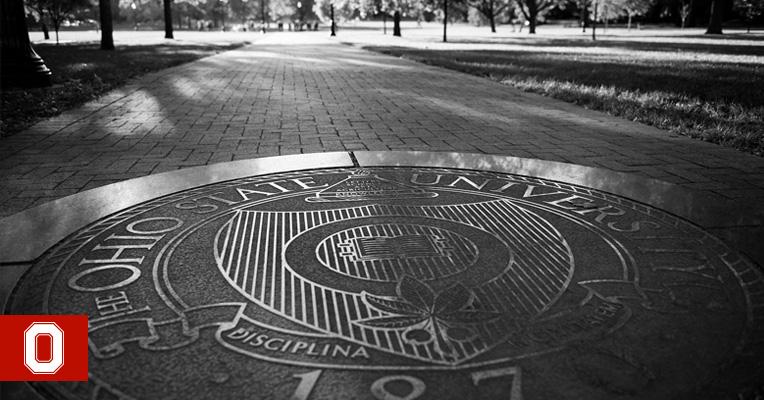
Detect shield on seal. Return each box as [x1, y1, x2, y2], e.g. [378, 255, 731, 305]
[213, 170, 574, 365]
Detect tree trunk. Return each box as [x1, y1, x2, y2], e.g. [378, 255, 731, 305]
[42, 22, 50, 40]
[330, 4, 336, 36]
[261, 0, 267, 32]
[99, 0, 114, 50]
[489, 0, 496, 32]
[591, 1, 597, 40]
[443, 0, 448, 42]
[393, 10, 401, 36]
[705, 0, 722, 34]
[55, 27, 59, 44]
[627, 14, 632, 30]
[581, 1, 587, 32]
[164, 0, 174, 38]
[383, 13, 387, 34]
[528, 0, 537, 34]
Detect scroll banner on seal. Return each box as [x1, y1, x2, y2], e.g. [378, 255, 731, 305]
[579, 279, 696, 313]
[88, 304, 376, 363]
[88, 303, 246, 358]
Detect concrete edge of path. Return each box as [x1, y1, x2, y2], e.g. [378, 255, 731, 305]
[1, 151, 761, 266]
[355, 151, 763, 227]
[356, 151, 764, 266]
[0, 152, 354, 264]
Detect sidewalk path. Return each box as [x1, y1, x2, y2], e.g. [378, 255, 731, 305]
[2, 32, 763, 220]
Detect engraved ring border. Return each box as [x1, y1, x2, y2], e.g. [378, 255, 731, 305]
[8, 166, 763, 376]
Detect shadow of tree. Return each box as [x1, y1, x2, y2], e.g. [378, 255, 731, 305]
[1, 39, 763, 220]
[365, 45, 763, 155]
[0, 42, 247, 137]
[446, 36, 764, 57]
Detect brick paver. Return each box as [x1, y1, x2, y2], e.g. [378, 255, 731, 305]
[2, 32, 763, 219]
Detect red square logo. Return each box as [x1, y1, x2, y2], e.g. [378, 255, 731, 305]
[0, 315, 88, 381]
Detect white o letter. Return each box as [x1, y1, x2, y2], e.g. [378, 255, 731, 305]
[24, 322, 64, 374]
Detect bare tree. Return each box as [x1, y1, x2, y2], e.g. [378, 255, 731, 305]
[513, 0, 561, 34]
[621, 0, 650, 30]
[590, 0, 625, 32]
[26, 0, 50, 40]
[469, 0, 511, 32]
[680, 0, 691, 28]
[46, 0, 90, 44]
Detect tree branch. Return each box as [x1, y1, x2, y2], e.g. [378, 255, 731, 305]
[515, 0, 530, 19]
[537, 0, 553, 11]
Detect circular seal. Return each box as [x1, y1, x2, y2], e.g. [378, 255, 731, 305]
[7, 167, 763, 400]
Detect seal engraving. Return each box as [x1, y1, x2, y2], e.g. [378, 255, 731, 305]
[7, 167, 763, 400]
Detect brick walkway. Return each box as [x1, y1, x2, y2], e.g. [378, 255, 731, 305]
[2, 32, 763, 219]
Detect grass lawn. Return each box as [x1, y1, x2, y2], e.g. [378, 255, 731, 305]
[0, 40, 247, 137]
[362, 34, 764, 156]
